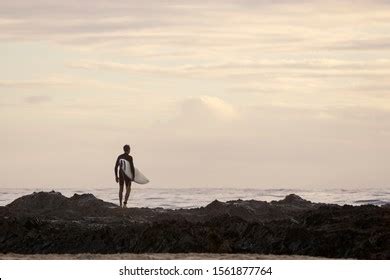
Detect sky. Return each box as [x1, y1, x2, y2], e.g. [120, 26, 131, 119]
[1, 0, 390, 189]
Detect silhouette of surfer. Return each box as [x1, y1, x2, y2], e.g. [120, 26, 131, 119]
[114, 144, 135, 208]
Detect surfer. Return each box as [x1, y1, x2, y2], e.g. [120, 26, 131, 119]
[114, 144, 135, 208]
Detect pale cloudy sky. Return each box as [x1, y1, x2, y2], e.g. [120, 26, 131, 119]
[1, 0, 390, 189]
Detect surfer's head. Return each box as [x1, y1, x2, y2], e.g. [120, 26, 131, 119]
[123, 144, 130, 154]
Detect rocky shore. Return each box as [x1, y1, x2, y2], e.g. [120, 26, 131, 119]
[0, 191, 389, 259]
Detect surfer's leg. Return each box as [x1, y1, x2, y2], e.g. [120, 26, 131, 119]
[124, 180, 131, 206]
[119, 175, 125, 207]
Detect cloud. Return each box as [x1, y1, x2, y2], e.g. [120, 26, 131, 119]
[146, 95, 241, 145]
[0, 78, 72, 87]
[24, 95, 52, 104]
[178, 96, 239, 122]
[327, 37, 390, 51]
[0, 77, 141, 92]
[65, 57, 390, 114]
[1, 0, 390, 55]
[66, 58, 390, 81]
[135, 97, 390, 187]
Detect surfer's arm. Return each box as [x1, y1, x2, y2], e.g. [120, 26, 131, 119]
[130, 156, 135, 181]
[114, 157, 120, 179]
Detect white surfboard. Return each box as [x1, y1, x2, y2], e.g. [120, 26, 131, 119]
[119, 159, 149, 184]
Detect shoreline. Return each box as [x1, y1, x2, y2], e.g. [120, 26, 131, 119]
[1, 187, 389, 208]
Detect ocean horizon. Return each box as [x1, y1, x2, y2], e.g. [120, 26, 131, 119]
[1, 186, 389, 209]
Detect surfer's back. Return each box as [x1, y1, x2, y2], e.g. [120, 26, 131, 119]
[117, 153, 133, 162]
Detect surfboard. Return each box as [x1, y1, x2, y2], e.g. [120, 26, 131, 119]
[119, 159, 149, 184]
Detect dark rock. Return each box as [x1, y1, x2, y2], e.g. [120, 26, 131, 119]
[0, 191, 389, 259]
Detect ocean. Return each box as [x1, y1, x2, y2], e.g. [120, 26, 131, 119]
[1, 187, 389, 209]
